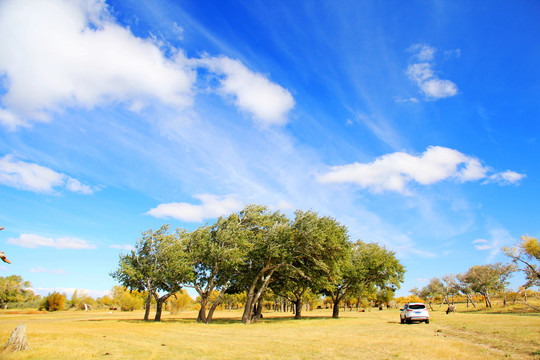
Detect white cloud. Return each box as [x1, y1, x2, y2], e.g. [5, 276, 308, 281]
[318, 146, 525, 194]
[147, 194, 244, 222]
[35, 287, 109, 299]
[0, 0, 195, 128]
[30, 266, 66, 275]
[319, 146, 492, 194]
[7, 234, 97, 249]
[406, 63, 457, 99]
[406, 44, 458, 100]
[0, 154, 96, 194]
[484, 170, 526, 185]
[109, 244, 135, 251]
[199, 56, 294, 126]
[408, 44, 436, 61]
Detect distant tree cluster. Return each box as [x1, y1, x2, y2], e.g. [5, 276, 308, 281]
[409, 236, 540, 311]
[111, 204, 405, 323]
[0, 275, 40, 309]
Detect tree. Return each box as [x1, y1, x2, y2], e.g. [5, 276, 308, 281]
[460, 263, 516, 308]
[185, 214, 248, 323]
[270, 210, 349, 319]
[324, 241, 405, 318]
[0, 275, 34, 309]
[226, 205, 295, 324]
[504, 235, 540, 288]
[111, 225, 192, 321]
[41, 292, 66, 311]
[411, 278, 443, 310]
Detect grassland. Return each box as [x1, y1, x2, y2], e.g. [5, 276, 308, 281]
[1, 307, 539, 359]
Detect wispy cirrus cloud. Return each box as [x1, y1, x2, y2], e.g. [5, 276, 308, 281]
[406, 44, 458, 100]
[318, 146, 525, 194]
[147, 194, 243, 223]
[30, 266, 66, 275]
[473, 225, 516, 262]
[7, 234, 96, 249]
[109, 244, 135, 251]
[0, 154, 96, 194]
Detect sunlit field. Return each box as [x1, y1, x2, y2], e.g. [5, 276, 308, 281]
[1, 308, 539, 359]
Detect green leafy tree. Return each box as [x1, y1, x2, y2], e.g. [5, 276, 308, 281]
[410, 278, 443, 310]
[111, 225, 192, 321]
[227, 205, 294, 324]
[186, 214, 248, 323]
[0, 275, 34, 309]
[324, 241, 405, 318]
[460, 263, 516, 308]
[270, 210, 349, 319]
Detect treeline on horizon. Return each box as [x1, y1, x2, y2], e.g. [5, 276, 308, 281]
[1, 209, 538, 319]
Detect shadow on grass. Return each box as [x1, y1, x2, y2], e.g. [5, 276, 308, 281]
[82, 314, 341, 325]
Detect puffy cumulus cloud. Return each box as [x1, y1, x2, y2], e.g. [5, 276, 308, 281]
[0, 154, 96, 194]
[199, 56, 295, 126]
[7, 233, 97, 249]
[0, 0, 195, 128]
[406, 44, 458, 100]
[147, 194, 243, 222]
[318, 146, 523, 194]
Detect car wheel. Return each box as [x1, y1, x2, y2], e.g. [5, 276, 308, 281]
[400, 317, 405, 324]
[425, 319, 430, 324]
[406, 318, 412, 324]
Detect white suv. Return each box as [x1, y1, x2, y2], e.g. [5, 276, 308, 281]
[400, 303, 429, 324]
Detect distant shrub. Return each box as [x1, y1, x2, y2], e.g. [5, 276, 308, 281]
[39, 292, 66, 311]
[118, 291, 143, 311]
[168, 290, 194, 314]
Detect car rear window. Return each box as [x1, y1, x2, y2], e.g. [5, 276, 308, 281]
[409, 304, 426, 310]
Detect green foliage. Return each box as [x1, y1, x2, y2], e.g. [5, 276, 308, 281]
[0, 275, 35, 307]
[111, 225, 192, 320]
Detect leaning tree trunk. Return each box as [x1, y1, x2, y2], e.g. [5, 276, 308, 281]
[197, 297, 208, 323]
[4, 323, 30, 352]
[154, 294, 172, 322]
[206, 289, 227, 324]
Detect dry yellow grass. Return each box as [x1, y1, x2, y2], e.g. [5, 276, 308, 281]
[0, 308, 538, 359]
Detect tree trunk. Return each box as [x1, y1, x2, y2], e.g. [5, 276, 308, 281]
[144, 291, 152, 321]
[332, 299, 340, 318]
[197, 297, 208, 323]
[154, 294, 172, 322]
[206, 289, 226, 323]
[294, 298, 303, 319]
[4, 323, 30, 352]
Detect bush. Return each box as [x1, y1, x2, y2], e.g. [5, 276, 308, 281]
[118, 291, 143, 311]
[168, 290, 194, 314]
[39, 292, 66, 311]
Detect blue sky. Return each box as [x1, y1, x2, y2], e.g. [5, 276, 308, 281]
[0, 0, 538, 299]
